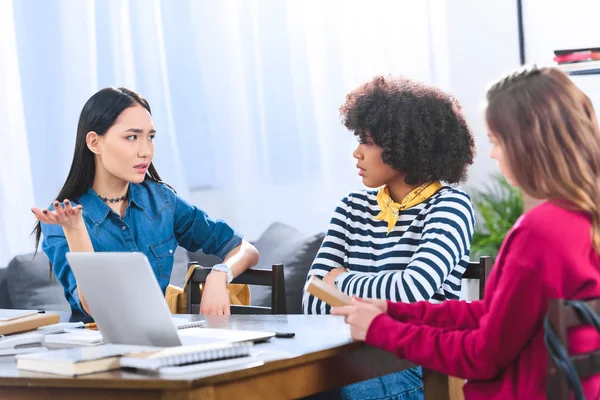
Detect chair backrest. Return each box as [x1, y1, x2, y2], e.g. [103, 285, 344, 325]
[546, 298, 600, 400]
[461, 256, 493, 300]
[431, 256, 493, 400]
[186, 263, 287, 315]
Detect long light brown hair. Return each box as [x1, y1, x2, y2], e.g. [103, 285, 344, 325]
[486, 66, 600, 252]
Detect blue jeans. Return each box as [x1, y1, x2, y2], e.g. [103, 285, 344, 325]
[341, 367, 424, 400]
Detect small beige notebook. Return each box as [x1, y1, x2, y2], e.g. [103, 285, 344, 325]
[305, 276, 353, 307]
[0, 311, 60, 336]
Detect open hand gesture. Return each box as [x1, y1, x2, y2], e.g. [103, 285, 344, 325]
[32, 200, 84, 229]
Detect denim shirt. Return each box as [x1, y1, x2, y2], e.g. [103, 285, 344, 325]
[41, 180, 243, 314]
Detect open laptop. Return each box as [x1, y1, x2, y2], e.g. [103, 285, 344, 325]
[66, 252, 275, 347]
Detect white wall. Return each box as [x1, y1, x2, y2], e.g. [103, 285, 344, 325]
[440, 0, 521, 189]
[523, 0, 600, 65]
[572, 75, 600, 112]
[523, 0, 600, 108]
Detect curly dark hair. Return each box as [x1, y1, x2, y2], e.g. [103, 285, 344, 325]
[340, 75, 475, 185]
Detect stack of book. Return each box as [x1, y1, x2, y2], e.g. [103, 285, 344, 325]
[554, 47, 600, 76]
[15, 341, 256, 376]
[0, 310, 63, 355]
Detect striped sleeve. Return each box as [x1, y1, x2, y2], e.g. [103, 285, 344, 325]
[302, 197, 350, 315]
[335, 192, 475, 303]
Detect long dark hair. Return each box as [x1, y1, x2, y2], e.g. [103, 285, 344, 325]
[486, 66, 600, 252]
[33, 87, 163, 251]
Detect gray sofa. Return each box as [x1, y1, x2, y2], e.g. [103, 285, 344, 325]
[0, 223, 324, 314]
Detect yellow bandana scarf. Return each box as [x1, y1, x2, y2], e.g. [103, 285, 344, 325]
[376, 181, 443, 234]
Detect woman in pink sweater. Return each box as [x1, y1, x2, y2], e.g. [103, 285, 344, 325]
[332, 66, 600, 399]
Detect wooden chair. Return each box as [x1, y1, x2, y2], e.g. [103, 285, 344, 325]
[423, 256, 493, 400]
[186, 263, 287, 315]
[546, 297, 600, 400]
[461, 256, 493, 300]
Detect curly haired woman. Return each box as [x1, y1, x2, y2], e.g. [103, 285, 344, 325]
[332, 67, 600, 399]
[302, 75, 476, 400]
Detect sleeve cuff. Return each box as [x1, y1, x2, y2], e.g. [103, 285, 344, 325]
[365, 312, 406, 355]
[71, 288, 92, 319]
[334, 271, 351, 292]
[212, 233, 244, 260]
[386, 300, 411, 320]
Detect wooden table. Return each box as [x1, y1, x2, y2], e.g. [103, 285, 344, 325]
[0, 313, 421, 400]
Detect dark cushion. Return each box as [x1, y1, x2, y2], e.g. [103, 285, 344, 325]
[251, 223, 324, 314]
[6, 253, 71, 311]
[0, 267, 11, 308]
[167, 247, 192, 288]
[5, 249, 190, 311]
[188, 222, 324, 313]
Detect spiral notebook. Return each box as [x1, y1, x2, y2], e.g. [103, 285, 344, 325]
[0, 322, 85, 351]
[172, 318, 205, 330]
[120, 341, 253, 371]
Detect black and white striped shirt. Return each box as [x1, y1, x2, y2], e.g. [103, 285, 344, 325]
[302, 186, 475, 314]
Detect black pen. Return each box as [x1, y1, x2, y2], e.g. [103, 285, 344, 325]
[274, 332, 295, 338]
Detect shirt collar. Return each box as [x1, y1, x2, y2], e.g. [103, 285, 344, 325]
[79, 188, 111, 226]
[128, 183, 145, 211]
[79, 184, 146, 226]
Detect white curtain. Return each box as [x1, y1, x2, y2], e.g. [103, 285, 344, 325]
[0, 0, 37, 266]
[0, 0, 443, 265]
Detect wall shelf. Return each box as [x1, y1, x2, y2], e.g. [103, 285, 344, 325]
[567, 70, 600, 77]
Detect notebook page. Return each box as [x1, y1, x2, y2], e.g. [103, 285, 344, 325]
[43, 329, 103, 346]
[158, 349, 292, 376]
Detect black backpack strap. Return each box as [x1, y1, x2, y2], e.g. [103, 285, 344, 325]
[544, 300, 600, 400]
[544, 316, 586, 399]
[566, 300, 600, 333]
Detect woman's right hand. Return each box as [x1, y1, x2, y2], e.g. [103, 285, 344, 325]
[32, 200, 84, 229]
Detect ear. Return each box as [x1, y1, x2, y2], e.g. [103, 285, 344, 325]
[86, 131, 101, 155]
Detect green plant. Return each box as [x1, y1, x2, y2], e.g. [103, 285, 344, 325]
[469, 173, 524, 259]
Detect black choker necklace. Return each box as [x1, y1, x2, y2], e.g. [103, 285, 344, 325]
[99, 194, 127, 204]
